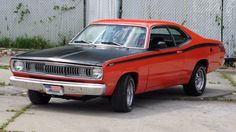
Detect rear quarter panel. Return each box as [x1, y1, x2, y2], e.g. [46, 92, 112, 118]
[181, 39, 224, 84]
[176, 25, 224, 84]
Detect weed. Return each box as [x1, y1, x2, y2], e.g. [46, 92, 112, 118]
[16, 36, 53, 49]
[0, 104, 32, 131]
[6, 109, 18, 112]
[0, 36, 53, 49]
[0, 38, 14, 48]
[53, 5, 76, 12]
[208, 81, 216, 84]
[13, 3, 30, 23]
[221, 73, 236, 87]
[0, 66, 9, 70]
[0, 82, 6, 87]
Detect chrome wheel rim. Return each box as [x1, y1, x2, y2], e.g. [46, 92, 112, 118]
[127, 80, 134, 107]
[195, 68, 205, 91]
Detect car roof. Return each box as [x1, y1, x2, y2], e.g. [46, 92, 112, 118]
[92, 19, 206, 40]
[93, 19, 180, 27]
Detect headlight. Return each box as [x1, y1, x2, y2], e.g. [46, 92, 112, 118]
[92, 67, 103, 79]
[12, 60, 24, 72]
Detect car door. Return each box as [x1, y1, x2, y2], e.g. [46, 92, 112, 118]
[168, 26, 192, 83]
[146, 26, 187, 91]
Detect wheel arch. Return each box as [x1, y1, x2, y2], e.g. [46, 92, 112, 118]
[196, 59, 209, 72]
[111, 72, 139, 95]
[119, 72, 139, 89]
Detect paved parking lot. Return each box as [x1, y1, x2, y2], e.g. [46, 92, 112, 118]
[1, 95, 236, 132]
[0, 68, 236, 132]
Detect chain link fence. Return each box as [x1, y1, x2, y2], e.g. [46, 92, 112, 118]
[121, 0, 235, 58]
[223, 0, 236, 58]
[122, 0, 222, 42]
[86, 0, 119, 24]
[0, 0, 235, 58]
[0, 0, 84, 43]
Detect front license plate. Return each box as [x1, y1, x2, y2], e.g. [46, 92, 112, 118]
[44, 84, 64, 96]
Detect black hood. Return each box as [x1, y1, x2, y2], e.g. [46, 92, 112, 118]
[13, 45, 146, 66]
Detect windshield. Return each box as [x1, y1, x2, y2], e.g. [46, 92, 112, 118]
[71, 24, 147, 48]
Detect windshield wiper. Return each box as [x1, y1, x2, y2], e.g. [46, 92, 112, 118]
[74, 40, 91, 44]
[72, 40, 97, 47]
[100, 41, 123, 46]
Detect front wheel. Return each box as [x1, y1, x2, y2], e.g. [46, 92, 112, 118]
[111, 75, 135, 112]
[28, 90, 51, 105]
[183, 64, 207, 96]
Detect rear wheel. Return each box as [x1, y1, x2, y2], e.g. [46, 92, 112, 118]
[111, 75, 135, 112]
[183, 64, 207, 96]
[28, 90, 51, 105]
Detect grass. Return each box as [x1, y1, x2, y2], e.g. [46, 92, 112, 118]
[0, 65, 9, 70]
[0, 82, 6, 87]
[221, 73, 236, 87]
[6, 109, 18, 112]
[0, 104, 32, 131]
[208, 81, 221, 84]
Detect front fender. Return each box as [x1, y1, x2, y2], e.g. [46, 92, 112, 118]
[102, 60, 149, 96]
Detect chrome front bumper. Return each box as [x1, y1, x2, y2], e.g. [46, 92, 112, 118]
[10, 76, 106, 95]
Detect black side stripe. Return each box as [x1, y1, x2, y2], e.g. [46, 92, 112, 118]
[182, 43, 219, 52]
[108, 43, 220, 66]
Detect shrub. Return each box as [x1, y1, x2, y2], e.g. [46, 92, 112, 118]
[0, 36, 53, 49]
[0, 38, 14, 48]
[15, 36, 53, 49]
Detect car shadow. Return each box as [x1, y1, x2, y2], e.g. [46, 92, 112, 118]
[29, 85, 234, 119]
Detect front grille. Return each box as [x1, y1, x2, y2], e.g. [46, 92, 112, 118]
[24, 61, 92, 78]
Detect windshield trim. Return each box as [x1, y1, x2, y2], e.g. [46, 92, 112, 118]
[69, 24, 148, 50]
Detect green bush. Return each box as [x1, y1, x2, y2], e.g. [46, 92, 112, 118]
[0, 36, 54, 49]
[15, 36, 53, 49]
[0, 38, 14, 48]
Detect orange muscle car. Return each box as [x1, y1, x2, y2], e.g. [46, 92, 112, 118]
[10, 19, 225, 112]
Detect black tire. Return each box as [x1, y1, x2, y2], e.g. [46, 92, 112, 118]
[111, 75, 135, 112]
[183, 64, 207, 96]
[28, 90, 51, 105]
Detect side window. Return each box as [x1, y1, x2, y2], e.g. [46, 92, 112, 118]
[149, 27, 175, 49]
[168, 27, 189, 46]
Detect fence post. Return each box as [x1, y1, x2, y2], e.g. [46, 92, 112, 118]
[118, 0, 123, 18]
[83, 0, 87, 27]
[221, 0, 224, 42]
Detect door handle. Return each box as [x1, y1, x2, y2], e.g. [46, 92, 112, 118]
[177, 50, 183, 54]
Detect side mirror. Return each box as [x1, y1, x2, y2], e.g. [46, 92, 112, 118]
[157, 41, 167, 49]
[149, 41, 167, 50]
